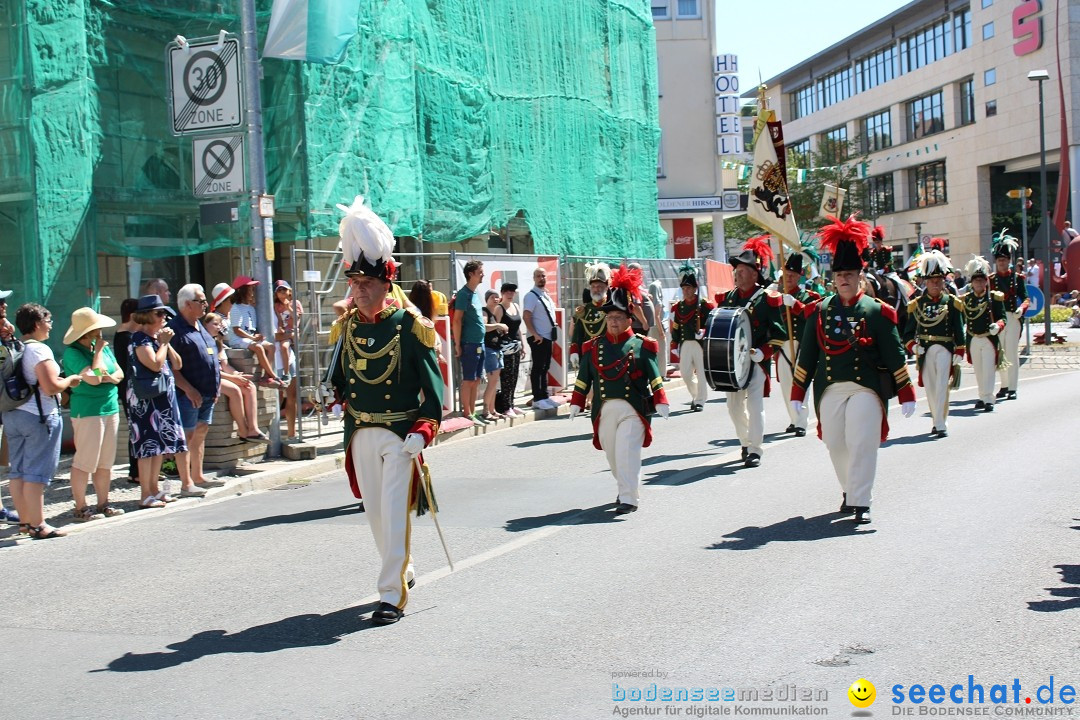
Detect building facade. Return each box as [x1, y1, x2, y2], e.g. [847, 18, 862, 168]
[761, 0, 1077, 266]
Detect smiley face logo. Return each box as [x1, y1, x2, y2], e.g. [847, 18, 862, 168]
[848, 678, 876, 708]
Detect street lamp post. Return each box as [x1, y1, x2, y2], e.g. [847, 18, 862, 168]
[1028, 69, 1051, 345]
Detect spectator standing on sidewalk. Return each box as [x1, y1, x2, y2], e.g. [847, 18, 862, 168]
[62, 307, 126, 522]
[481, 290, 507, 420]
[0, 288, 20, 523]
[112, 298, 140, 485]
[494, 282, 525, 417]
[523, 266, 558, 410]
[6, 303, 83, 538]
[453, 260, 487, 423]
[140, 278, 171, 307]
[169, 284, 220, 495]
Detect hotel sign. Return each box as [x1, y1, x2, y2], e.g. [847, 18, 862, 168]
[714, 54, 743, 156]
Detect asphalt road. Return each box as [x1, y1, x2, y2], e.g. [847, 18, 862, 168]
[4, 365, 1078, 719]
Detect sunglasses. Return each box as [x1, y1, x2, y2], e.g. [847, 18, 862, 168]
[154, 310, 169, 317]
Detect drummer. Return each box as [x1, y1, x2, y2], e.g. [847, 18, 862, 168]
[714, 236, 790, 468]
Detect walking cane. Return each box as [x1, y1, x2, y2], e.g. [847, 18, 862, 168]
[413, 455, 454, 571]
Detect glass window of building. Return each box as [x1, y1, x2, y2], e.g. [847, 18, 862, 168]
[910, 161, 947, 207]
[820, 126, 848, 165]
[651, 0, 669, 19]
[982, 0, 992, 7]
[982, 22, 994, 40]
[900, 17, 952, 73]
[816, 67, 852, 109]
[676, 0, 699, 18]
[907, 91, 944, 140]
[855, 46, 896, 93]
[960, 79, 975, 126]
[861, 174, 895, 216]
[861, 109, 892, 153]
[788, 139, 812, 168]
[984, 68, 996, 85]
[790, 85, 815, 120]
[986, 100, 997, 117]
[954, 8, 972, 50]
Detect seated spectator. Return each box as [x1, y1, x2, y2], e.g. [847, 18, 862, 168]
[62, 307, 126, 522]
[202, 312, 267, 442]
[273, 280, 303, 439]
[1070, 307, 1080, 328]
[128, 295, 188, 508]
[227, 276, 285, 388]
[6, 303, 83, 538]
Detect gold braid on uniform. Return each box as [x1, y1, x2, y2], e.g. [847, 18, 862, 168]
[406, 307, 438, 349]
[963, 295, 988, 320]
[345, 313, 402, 385]
[914, 300, 949, 329]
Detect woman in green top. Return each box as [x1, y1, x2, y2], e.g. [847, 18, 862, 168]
[61, 307, 126, 521]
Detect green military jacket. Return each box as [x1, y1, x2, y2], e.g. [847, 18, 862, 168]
[989, 271, 1029, 314]
[330, 304, 443, 445]
[961, 289, 1006, 362]
[716, 286, 785, 376]
[570, 300, 607, 356]
[904, 292, 966, 371]
[571, 329, 668, 449]
[669, 296, 714, 346]
[792, 293, 915, 440]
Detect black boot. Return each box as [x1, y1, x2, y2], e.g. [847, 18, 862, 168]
[1007, 390, 1016, 400]
[741, 446, 748, 460]
[371, 602, 404, 625]
[996, 388, 1008, 399]
[785, 424, 796, 433]
[974, 400, 986, 410]
[839, 493, 853, 514]
[984, 403, 994, 412]
[853, 507, 871, 525]
[744, 453, 761, 468]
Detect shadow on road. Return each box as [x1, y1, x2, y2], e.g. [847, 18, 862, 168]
[707, 512, 875, 551]
[1027, 564, 1080, 612]
[504, 503, 622, 532]
[511, 432, 595, 449]
[208, 504, 361, 532]
[643, 451, 718, 467]
[883, 433, 939, 447]
[93, 602, 382, 672]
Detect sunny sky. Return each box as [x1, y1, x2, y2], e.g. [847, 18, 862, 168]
[718, 0, 913, 91]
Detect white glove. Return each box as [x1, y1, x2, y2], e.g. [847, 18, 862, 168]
[331, 404, 343, 419]
[790, 400, 804, 416]
[695, 329, 706, 340]
[749, 348, 764, 363]
[656, 403, 670, 419]
[989, 323, 1000, 336]
[569, 352, 579, 370]
[671, 347, 680, 360]
[952, 353, 963, 367]
[915, 345, 925, 356]
[568, 405, 581, 421]
[400, 433, 425, 457]
[902, 401, 916, 418]
[782, 294, 797, 307]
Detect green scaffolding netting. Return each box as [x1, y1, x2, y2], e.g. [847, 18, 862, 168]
[3, 0, 664, 317]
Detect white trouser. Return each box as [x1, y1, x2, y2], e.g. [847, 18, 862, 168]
[999, 311, 1022, 391]
[349, 428, 415, 609]
[969, 336, 997, 405]
[922, 344, 952, 432]
[678, 341, 708, 405]
[819, 383, 882, 508]
[776, 341, 808, 429]
[726, 363, 766, 456]
[597, 399, 646, 506]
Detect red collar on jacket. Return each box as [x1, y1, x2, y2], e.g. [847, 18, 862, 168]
[605, 328, 634, 343]
[838, 291, 864, 307]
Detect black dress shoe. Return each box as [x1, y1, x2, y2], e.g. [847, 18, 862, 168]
[741, 446, 748, 460]
[614, 503, 638, 515]
[785, 424, 796, 433]
[974, 400, 986, 410]
[996, 388, 1008, 399]
[744, 453, 761, 468]
[839, 493, 853, 514]
[853, 507, 871, 524]
[794, 427, 806, 437]
[929, 428, 940, 437]
[984, 403, 994, 412]
[692, 403, 704, 412]
[1007, 391, 1016, 400]
[938, 429, 948, 438]
[371, 602, 404, 625]
[407, 578, 415, 590]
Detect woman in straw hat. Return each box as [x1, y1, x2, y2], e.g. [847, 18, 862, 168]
[62, 307, 126, 522]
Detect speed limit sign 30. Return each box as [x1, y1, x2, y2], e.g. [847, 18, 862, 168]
[167, 37, 243, 135]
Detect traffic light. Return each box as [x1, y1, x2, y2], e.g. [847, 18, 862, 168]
[1006, 187, 1034, 199]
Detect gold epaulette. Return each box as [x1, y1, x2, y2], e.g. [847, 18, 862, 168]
[329, 309, 355, 345]
[991, 290, 1005, 301]
[952, 294, 964, 311]
[907, 298, 919, 313]
[406, 306, 438, 349]
[573, 304, 586, 320]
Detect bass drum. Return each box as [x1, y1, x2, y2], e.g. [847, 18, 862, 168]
[703, 307, 753, 392]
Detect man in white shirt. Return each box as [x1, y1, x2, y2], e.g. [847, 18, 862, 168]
[1026, 258, 1041, 289]
[522, 267, 558, 410]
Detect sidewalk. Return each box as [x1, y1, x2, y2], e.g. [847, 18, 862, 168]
[0, 376, 688, 545]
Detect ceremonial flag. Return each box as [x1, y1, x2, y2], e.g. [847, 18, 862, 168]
[903, 244, 923, 276]
[263, 0, 360, 64]
[818, 184, 846, 219]
[748, 112, 800, 253]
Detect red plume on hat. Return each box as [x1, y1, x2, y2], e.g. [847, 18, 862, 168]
[742, 235, 774, 266]
[609, 264, 643, 302]
[872, 225, 885, 242]
[818, 214, 871, 256]
[929, 237, 946, 252]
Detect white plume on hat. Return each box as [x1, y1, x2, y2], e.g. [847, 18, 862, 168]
[918, 249, 952, 277]
[585, 262, 611, 284]
[337, 195, 395, 267]
[965, 256, 991, 278]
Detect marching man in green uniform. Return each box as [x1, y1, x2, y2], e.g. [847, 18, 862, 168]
[770, 251, 821, 436]
[715, 236, 788, 468]
[330, 197, 443, 626]
[904, 245, 966, 437]
[569, 265, 669, 515]
[961, 256, 1007, 412]
[669, 262, 713, 412]
[988, 232, 1029, 400]
[569, 262, 611, 370]
[864, 225, 894, 275]
[791, 216, 916, 525]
